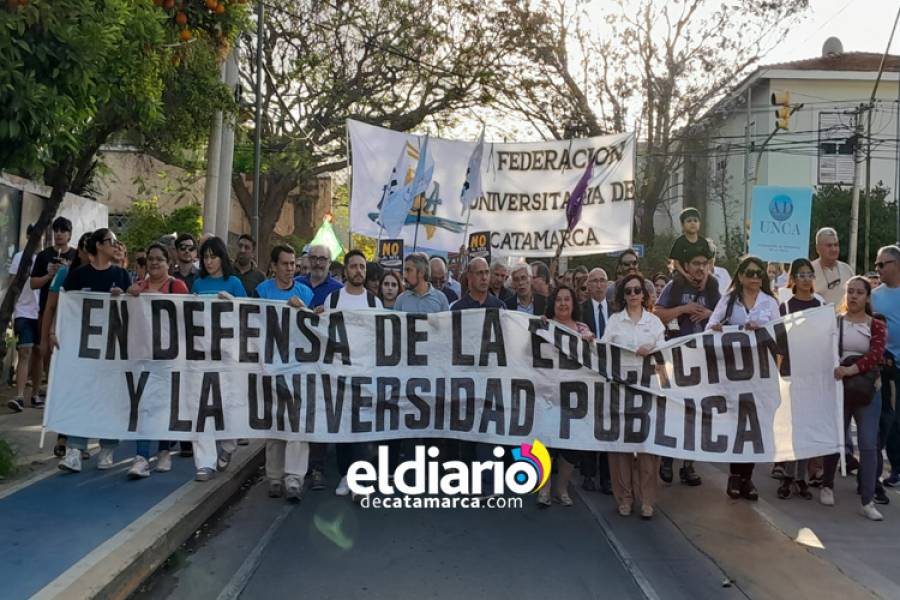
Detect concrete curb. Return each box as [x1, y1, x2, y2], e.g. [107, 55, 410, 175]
[30, 442, 265, 600]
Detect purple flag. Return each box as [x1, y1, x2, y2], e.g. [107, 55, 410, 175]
[565, 159, 593, 230]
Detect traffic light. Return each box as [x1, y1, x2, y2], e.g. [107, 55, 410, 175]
[772, 91, 791, 130]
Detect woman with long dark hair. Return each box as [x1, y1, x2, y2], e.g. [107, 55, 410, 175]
[774, 258, 824, 498]
[539, 284, 594, 508]
[190, 236, 247, 481]
[821, 276, 886, 520]
[707, 256, 780, 501]
[602, 273, 666, 519]
[55, 229, 133, 474]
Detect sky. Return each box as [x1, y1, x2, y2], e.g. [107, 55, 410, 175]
[760, 0, 897, 64]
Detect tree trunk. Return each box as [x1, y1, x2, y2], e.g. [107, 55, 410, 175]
[0, 171, 69, 357]
[232, 172, 294, 271]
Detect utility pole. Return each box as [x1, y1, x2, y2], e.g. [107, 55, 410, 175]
[849, 105, 864, 271]
[215, 47, 239, 242]
[743, 86, 752, 253]
[864, 105, 873, 272]
[251, 0, 264, 264]
[203, 62, 225, 236]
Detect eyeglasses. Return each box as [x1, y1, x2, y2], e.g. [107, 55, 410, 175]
[794, 272, 815, 280]
[827, 278, 842, 289]
[875, 259, 896, 270]
[178, 244, 195, 252]
[309, 256, 329, 263]
[102, 237, 116, 245]
[742, 269, 763, 279]
[623, 286, 643, 296]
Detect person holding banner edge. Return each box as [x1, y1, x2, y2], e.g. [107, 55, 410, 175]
[190, 236, 248, 482]
[123, 242, 190, 479]
[602, 273, 665, 519]
[253, 244, 313, 501]
[55, 228, 132, 474]
[707, 256, 780, 501]
[773, 258, 824, 500]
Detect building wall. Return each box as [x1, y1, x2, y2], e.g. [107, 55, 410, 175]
[685, 72, 900, 253]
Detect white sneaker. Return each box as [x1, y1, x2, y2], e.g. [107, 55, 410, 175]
[335, 475, 350, 496]
[128, 456, 151, 479]
[97, 447, 115, 470]
[819, 487, 835, 506]
[286, 476, 304, 502]
[217, 449, 232, 472]
[155, 450, 172, 472]
[58, 447, 82, 473]
[859, 502, 884, 521]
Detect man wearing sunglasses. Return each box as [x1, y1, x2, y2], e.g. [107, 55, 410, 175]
[172, 233, 199, 291]
[606, 249, 655, 311]
[812, 227, 854, 309]
[872, 245, 900, 488]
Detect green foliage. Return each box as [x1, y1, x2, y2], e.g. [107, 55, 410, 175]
[0, 0, 249, 181]
[0, 439, 14, 479]
[811, 185, 896, 270]
[119, 199, 202, 255]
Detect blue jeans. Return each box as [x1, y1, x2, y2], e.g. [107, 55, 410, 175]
[879, 357, 900, 475]
[136, 441, 168, 459]
[824, 389, 882, 505]
[66, 437, 118, 451]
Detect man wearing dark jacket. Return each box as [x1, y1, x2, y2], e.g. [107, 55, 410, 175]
[505, 262, 546, 314]
[580, 267, 612, 494]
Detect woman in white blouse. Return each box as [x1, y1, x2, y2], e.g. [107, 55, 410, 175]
[602, 273, 666, 519]
[706, 256, 780, 501]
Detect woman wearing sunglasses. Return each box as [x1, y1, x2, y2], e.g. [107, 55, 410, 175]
[707, 256, 780, 501]
[773, 258, 825, 499]
[602, 273, 666, 519]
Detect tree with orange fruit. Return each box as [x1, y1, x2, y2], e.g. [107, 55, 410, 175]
[0, 0, 249, 340]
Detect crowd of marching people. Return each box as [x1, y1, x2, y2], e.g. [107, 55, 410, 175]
[6, 205, 900, 522]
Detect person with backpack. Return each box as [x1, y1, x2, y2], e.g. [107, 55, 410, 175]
[321, 249, 382, 499]
[707, 256, 780, 501]
[124, 242, 190, 479]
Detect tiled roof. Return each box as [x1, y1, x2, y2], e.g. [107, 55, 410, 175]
[763, 52, 900, 72]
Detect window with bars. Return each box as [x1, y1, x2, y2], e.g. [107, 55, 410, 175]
[818, 112, 855, 185]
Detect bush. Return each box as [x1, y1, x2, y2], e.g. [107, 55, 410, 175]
[0, 439, 15, 479]
[119, 199, 203, 256]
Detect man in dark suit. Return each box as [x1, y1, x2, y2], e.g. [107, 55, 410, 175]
[580, 267, 612, 495]
[505, 262, 547, 315]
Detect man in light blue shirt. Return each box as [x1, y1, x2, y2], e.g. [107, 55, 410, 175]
[253, 244, 313, 502]
[873, 244, 900, 486]
[394, 252, 450, 313]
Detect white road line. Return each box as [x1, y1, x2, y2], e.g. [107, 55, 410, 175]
[215, 502, 296, 600]
[572, 485, 662, 600]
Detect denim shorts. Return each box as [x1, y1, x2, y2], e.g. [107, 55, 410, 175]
[13, 317, 39, 349]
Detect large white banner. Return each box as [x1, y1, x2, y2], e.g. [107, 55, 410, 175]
[348, 120, 636, 256]
[47, 293, 842, 462]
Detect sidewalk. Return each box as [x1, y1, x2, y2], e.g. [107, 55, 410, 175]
[0, 385, 264, 600]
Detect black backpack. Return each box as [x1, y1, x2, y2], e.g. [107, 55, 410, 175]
[329, 289, 378, 309]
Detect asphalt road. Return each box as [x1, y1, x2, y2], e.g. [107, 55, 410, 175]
[133, 462, 741, 600]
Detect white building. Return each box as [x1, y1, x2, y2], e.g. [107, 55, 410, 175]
[681, 39, 900, 255]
